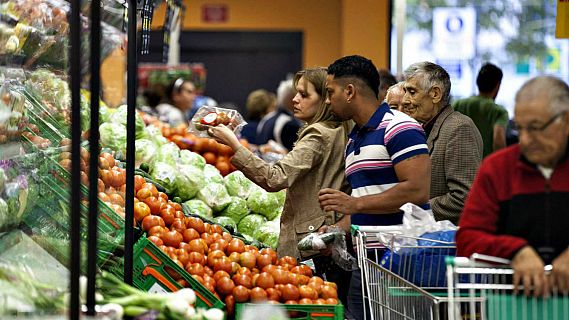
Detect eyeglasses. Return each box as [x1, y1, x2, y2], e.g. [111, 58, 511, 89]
[512, 111, 566, 135]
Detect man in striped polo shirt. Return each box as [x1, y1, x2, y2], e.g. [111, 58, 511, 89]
[319, 55, 431, 320]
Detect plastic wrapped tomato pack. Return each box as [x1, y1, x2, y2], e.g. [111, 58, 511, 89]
[188, 106, 247, 138]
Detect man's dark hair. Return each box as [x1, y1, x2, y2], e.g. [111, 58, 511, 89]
[379, 69, 397, 90]
[476, 63, 503, 93]
[328, 55, 380, 97]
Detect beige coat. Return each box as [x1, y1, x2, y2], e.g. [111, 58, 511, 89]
[231, 121, 350, 259]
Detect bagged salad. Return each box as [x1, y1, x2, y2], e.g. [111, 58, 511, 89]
[188, 106, 246, 138]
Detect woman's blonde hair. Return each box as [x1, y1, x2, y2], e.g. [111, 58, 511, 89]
[293, 67, 352, 137]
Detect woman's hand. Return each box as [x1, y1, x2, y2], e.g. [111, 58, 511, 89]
[208, 124, 241, 150]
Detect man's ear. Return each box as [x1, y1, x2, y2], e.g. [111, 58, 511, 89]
[430, 86, 442, 104]
[345, 83, 356, 100]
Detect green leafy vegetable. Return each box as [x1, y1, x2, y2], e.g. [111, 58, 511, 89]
[183, 199, 213, 219]
[237, 214, 267, 237]
[219, 196, 249, 224]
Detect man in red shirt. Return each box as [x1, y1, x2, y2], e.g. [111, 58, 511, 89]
[457, 76, 569, 297]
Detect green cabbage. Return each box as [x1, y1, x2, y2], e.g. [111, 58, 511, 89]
[224, 171, 256, 199]
[99, 122, 126, 155]
[255, 225, 279, 249]
[247, 189, 281, 220]
[197, 183, 231, 212]
[145, 125, 168, 146]
[219, 196, 249, 224]
[151, 143, 180, 166]
[212, 216, 237, 231]
[99, 104, 111, 124]
[178, 150, 206, 169]
[183, 199, 213, 220]
[237, 214, 267, 237]
[135, 139, 156, 164]
[149, 162, 177, 191]
[109, 105, 146, 139]
[275, 189, 286, 208]
[174, 164, 206, 201]
[203, 164, 223, 184]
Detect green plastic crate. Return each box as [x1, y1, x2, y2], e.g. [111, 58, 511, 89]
[235, 302, 344, 320]
[131, 237, 225, 310]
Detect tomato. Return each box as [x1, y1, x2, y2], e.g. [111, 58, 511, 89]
[147, 235, 163, 247]
[239, 251, 257, 269]
[99, 157, 110, 170]
[297, 275, 310, 286]
[207, 250, 226, 268]
[215, 161, 231, 176]
[227, 238, 245, 254]
[182, 228, 200, 243]
[142, 215, 165, 231]
[100, 152, 115, 168]
[213, 270, 231, 282]
[299, 285, 318, 300]
[256, 254, 272, 270]
[141, 183, 158, 197]
[109, 193, 125, 207]
[144, 196, 161, 215]
[271, 268, 289, 285]
[161, 230, 183, 248]
[192, 275, 205, 285]
[98, 192, 111, 203]
[177, 250, 190, 266]
[266, 288, 281, 302]
[232, 285, 250, 303]
[232, 273, 253, 289]
[224, 294, 235, 316]
[188, 252, 206, 265]
[188, 239, 206, 255]
[157, 192, 168, 202]
[136, 188, 152, 200]
[325, 298, 339, 305]
[186, 217, 205, 234]
[210, 224, 223, 235]
[170, 218, 186, 233]
[186, 263, 205, 277]
[254, 272, 275, 290]
[134, 175, 146, 192]
[298, 298, 313, 305]
[201, 233, 214, 246]
[228, 252, 240, 264]
[213, 256, 233, 274]
[147, 225, 166, 237]
[159, 206, 176, 226]
[320, 285, 338, 299]
[249, 287, 268, 302]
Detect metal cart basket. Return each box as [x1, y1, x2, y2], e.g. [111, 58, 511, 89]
[446, 254, 569, 320]
[354, 225, 458, 320]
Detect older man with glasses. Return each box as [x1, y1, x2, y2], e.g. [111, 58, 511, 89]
[457, 76, 569, 297]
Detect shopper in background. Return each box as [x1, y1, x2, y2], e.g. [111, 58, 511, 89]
[377, 69, 397, 102]
[255, 78, 302, 151]
[208, 67, 353, 302]
[385, 82, 405, 111]
[457, 76, 569, 296]
[240, 89, 276, 145]
[155, 78, 197, 126]
[453, 63, 509, 158]
[318, 55, 431, 320]
[401, 61, 482, 225]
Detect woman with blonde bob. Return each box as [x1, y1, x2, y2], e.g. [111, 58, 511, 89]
[209, 67, 352, 299]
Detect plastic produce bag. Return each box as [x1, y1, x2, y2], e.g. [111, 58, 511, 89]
[188, 106, 247, 138]
[298, 227, 358, 271]
[196, 183, 231, 212]
[178, 149, 206, 169]
[212, 216, 237, 231]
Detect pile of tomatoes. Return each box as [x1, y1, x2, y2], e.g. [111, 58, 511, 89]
[138, 180, 339, 315]
[58, 147, 128, 218]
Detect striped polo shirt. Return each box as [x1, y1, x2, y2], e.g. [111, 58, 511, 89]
[346, 103, 429, 226]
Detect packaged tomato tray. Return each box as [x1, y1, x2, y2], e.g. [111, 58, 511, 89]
[188, 106, 247, 138]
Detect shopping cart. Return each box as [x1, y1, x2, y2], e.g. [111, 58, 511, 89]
[446, 254, 569, 320]
[354, 225, 459, 320]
